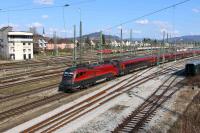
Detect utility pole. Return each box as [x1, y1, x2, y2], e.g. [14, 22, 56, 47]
[170, 33, 173, 54]
[157, 39, 161, 67]
[174, 36, 177, 62]
[99, 31, 103, 62]
[166, 33, 168, 53]
[162, 31, 165, 63]
[73, 25, 76, 66]
[120, 27, 123, 57]
[79, 21, 82, 64]
[53, 31, 58, 56]
[166, 33, 169, 43]
[130, 29, 133, 55]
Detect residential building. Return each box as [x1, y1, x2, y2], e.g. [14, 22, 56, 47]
[46, 38, 74, 50]
[0, 26, 33, 60]
[32, 34, 47, 53]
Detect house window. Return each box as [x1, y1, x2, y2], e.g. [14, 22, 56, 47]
[10, 54, 15, 60]
[28, 43, 31, 45]
[23, 54, 26, 60]
[29, 54, 31, 59]
[23, 49, 26, 53]
[23, 43, 26, 45]
[28, 49, 31, 52]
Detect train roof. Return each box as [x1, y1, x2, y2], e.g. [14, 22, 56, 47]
[118, 55, 156, 63]
[186, 60, 200, 65]
[64, 61, 113, 72]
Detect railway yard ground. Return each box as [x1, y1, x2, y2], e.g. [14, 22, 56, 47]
[0, 54, 199, 132]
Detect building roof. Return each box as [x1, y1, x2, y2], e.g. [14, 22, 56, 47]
[0, 26, 12, 32]
[8, 31, 33, 36]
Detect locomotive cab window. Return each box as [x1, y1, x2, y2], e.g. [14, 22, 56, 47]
[63, 71, 73, 80]
[76, 72, 86, 78]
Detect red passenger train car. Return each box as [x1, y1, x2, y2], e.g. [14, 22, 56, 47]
[115, 56, 157, 75]
[59, 50, 200, 92]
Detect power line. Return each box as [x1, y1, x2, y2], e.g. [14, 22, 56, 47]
[0, 5, 62, 12]
[0, 0, 96, 13]
[103, 0, 191, 32]
[1, 3, 31, 10]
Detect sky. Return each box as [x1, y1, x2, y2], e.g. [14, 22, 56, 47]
[0, 0, 199, 39]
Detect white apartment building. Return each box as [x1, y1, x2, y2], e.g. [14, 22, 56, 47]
[0, 27, 33, 60]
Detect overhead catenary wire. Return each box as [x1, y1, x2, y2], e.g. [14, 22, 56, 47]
[103, 0, 191, 32]
[0, 0, 96, 13]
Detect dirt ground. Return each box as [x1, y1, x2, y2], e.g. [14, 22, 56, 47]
[169, 76, 200, 133]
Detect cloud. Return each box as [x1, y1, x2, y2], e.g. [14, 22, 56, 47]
[135, 19, 149, 25]
[132, 30, 142, 34]
[152, 20, 172, 29]
[160, 28, 168, 33]
[152, 20, 173, 33]
[190, 32, 200, 35]
[192, 8, 200, 13]
[121, 29, 142, 34]
[151, 20, 180, 36]
[33, 0, 54, 5]
[46, 28, 73, 37]
[60, 29, 73, 34]
[48, 27, 58, 32]
[117, 26, 122, 30]
[28, 22, 43, 28]
[173, 30, 180, 35]
[42, 15, 49, 19]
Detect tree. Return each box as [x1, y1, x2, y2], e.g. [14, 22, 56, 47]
[85, 36, 91, 46]
[84, 36, 92, 49]
[153, 39, 158, 46]
[102, 34, 106, 45]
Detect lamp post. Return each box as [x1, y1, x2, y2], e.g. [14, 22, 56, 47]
[62, 5, 82, 65]
[73, 25, 77, 66]
[63, 4, 70, 35]
[78, 8, 83, 64]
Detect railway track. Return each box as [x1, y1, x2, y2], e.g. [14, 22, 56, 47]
[0, 72, 62, 89]
[0, 93, 69, 122]
[0, 56, 97, 71]
[0, 67, 153, 127]
[0, 83, 58, 103]
[1, 57, 195, 132]
[0, 66, 66, 84]
[0, 61, 69, 71]
[112, 73, 183, 132]
[20, 63, 181, 132]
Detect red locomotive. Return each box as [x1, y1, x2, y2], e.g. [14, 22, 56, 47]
[59, 63, 119, 92]
[59, 50, 200, 92]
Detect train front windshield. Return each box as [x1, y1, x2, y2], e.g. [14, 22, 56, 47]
[63, 71, 73, 82]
